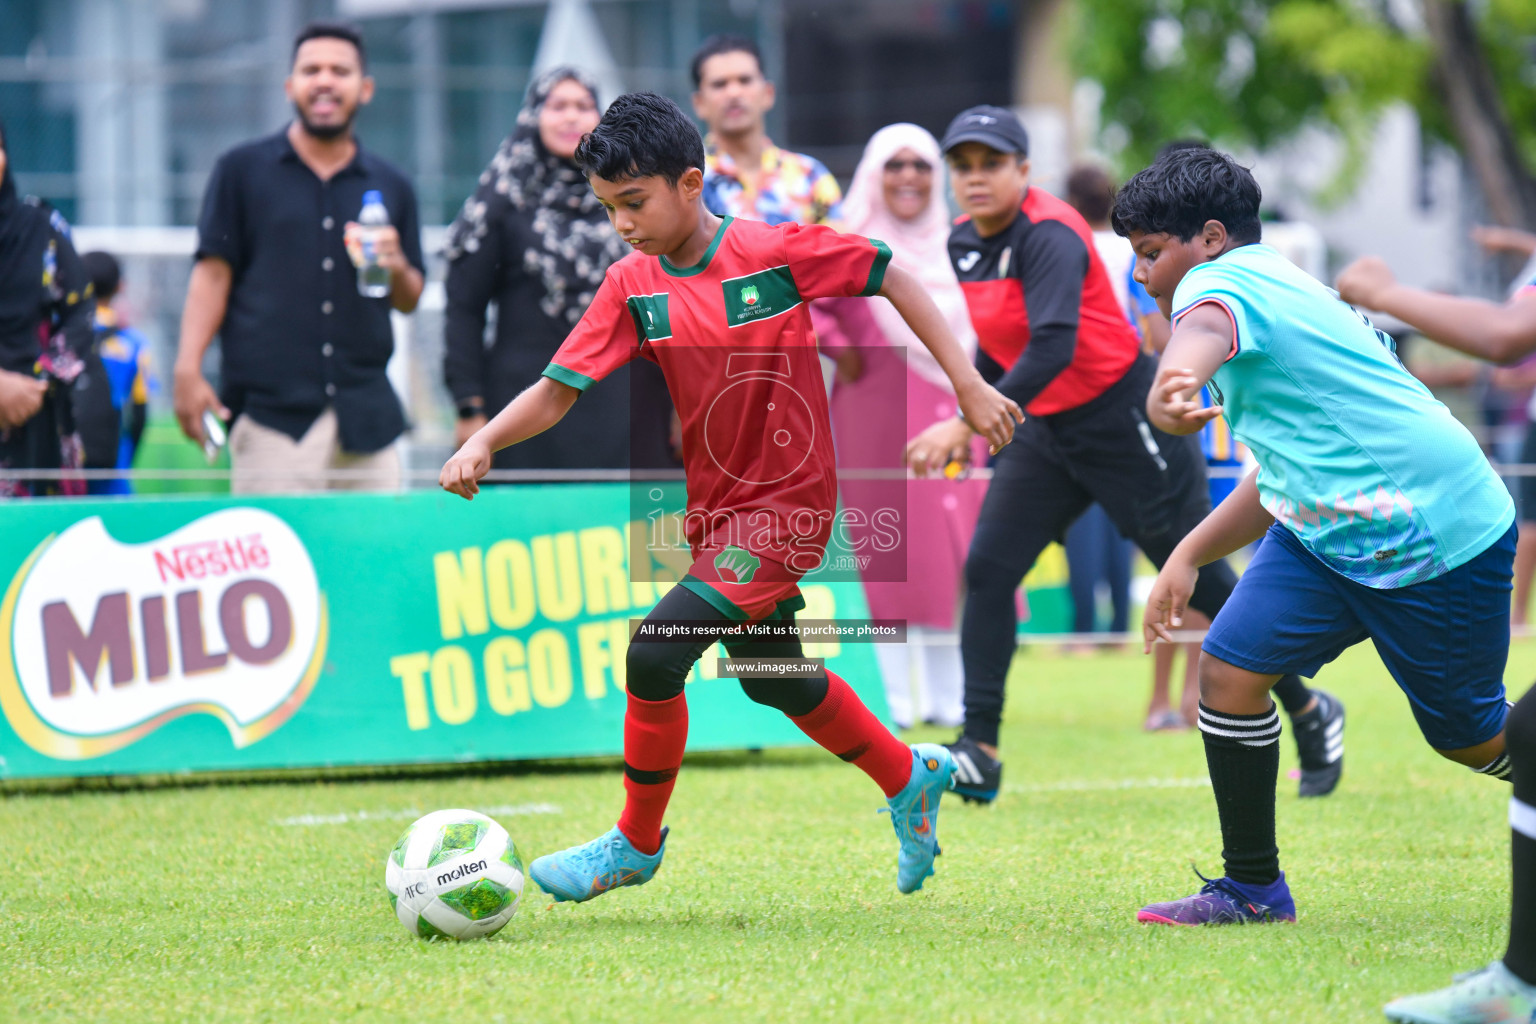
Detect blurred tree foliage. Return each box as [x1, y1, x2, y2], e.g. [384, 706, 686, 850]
[1071, 0, 1536, 225]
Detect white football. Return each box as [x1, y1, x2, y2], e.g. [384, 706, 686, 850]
[384, 809, 524, 941]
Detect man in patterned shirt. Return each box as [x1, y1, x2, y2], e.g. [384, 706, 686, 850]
[690, 35, 843, 227]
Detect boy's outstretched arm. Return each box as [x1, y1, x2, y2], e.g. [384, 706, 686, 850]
[879, 264, 1023, 468]
[1336, 256, 1536, 365]
[439, 376, 580, 499]
[1147, 302, 1232, 435]
[1143, 467, 1273, 651]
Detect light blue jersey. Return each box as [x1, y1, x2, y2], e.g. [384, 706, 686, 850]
[1172, 243, 1513, 588]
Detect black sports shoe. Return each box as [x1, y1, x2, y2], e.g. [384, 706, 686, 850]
[1289, 689, 1344, 798]
[945, 735, 1002, 804]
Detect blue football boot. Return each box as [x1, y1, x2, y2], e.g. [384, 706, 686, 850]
[1384, 961, 1536, 1023]
[530, 826, 667, 903]
[884, 744, 956, 893]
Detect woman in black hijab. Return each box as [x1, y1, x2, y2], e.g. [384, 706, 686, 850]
[0, 119, 94, 496]
[442, 67, 672, 471]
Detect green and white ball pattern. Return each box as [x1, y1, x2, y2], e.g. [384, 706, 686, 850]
[384, 809, 524, 941]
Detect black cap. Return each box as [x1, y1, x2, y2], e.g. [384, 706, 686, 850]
[940, 105, 1029, 156]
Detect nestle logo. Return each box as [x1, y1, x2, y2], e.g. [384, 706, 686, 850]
[436, 859, 486, 887]
[153, 534, 270, 583]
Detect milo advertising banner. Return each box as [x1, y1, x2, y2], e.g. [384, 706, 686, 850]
[0, 486, 887, 780]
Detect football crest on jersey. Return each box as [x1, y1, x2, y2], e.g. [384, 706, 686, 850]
[723, 267, 802, 326]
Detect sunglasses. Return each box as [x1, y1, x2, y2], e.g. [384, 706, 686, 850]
[883, 158, 933, 174]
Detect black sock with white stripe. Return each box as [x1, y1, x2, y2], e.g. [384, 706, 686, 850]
[1476, 752, 1513, 782]
[1199, 701, 1282, 886]
[1504, 692, 1536, 985]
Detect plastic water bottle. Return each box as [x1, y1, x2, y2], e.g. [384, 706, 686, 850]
[357, 190, 391, 298]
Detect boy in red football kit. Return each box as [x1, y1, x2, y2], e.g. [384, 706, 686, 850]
[440, 93, 1021, 900]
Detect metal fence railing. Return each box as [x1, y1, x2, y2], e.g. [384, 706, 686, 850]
[14, 460, 1536, 487]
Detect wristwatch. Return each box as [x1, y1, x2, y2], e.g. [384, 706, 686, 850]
[456, 400, 486, 421]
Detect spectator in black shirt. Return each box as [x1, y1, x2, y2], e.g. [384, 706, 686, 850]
[442, 67, 672, 469]
[174, 21, 425, 494]
[0, 118, 95, 497]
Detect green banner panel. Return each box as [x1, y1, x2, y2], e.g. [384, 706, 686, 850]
[0, 486, 888, 780]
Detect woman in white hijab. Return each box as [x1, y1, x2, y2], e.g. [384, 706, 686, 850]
[824, 123, 990, 729]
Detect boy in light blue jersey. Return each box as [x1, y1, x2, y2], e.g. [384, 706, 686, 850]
[1112, 148, 1517, 928]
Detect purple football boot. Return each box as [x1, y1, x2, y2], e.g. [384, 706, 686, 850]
[1137, 867, 1296, 925]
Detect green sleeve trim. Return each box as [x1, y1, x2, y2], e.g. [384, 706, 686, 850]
[678, 575, 751, 622]
[859, 238, 893, 297]
[542, 362, 596, 392]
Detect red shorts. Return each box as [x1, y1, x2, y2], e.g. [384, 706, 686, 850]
[679, 544, 806, 623]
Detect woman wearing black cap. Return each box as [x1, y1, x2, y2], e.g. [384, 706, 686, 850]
[908, 106, 1336, 804]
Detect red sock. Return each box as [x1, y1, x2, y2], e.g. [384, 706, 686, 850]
[790, 672, 913, 797]
[616, 691, 688, 855]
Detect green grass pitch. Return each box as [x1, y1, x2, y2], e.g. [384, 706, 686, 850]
[4, 641, 1532, 1023]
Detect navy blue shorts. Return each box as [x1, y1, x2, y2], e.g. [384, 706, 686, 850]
[1202, 521, 1516, 750]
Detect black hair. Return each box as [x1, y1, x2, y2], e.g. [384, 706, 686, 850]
[1065, 163, 1115, 225]
[690, 34, 763, 89]
[575, 92, 705, 186]
[82, 251, 121, 300]
[1155, 137, 1211, 161]
[292, 21, 367, 72]
[1111, 147, 1263, 245]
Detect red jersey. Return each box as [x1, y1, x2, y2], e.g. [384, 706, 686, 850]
[949, 187, 1140, 415]
[546, 215, 891, 573]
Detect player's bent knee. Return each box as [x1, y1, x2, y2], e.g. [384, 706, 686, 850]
[738, 674, 828, 717]
[1196, 652, 1275, 713]
[963, 549, 1021, 596]
[1436, 735, 1507, 771]
[625, 641, 690, 703]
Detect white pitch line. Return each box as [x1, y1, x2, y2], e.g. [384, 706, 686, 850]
[275, 802, 561, 827]
[273, 780, 1208, 825]
[1009, 777, 1211, 794]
